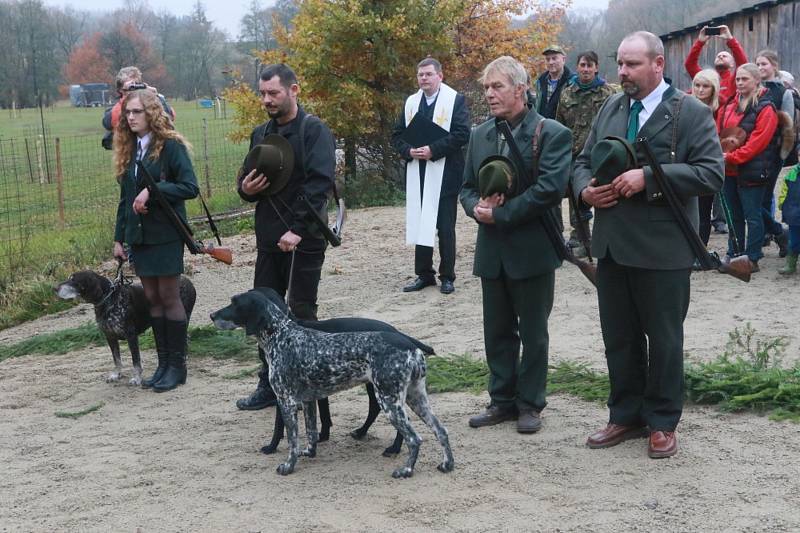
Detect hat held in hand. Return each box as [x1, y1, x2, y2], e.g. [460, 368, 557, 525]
[590, 136, 639, 186]
[242, 134, 294, 196]
[478, 155, 516, 198]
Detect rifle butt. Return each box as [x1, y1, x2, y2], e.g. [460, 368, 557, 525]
[567, 256, 598, 287]
[717, 255, 751, 282]
[205, 245, 233, 265]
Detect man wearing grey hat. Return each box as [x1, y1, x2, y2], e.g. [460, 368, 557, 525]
[573, 32, 723, 458]
[534, 44, 572, 120]
[460, 56, 572, 434]
[235, 63, 336, 410]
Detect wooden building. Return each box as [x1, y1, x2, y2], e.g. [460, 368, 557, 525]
[660, 0, 800, 90]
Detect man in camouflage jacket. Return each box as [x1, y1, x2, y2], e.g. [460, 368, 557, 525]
[556, 51, 617, 255]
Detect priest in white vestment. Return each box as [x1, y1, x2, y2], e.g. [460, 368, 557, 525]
[391, 57, 471, 294]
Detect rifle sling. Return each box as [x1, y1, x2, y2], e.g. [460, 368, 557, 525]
[495, 119, 570, 263]
[634, 140, 719, 270]
[136, 161, 201, 254]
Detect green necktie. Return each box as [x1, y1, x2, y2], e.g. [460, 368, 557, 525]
[627, 100, 644, 141]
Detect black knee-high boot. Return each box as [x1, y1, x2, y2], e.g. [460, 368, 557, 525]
[153, 319, 188, 392]
[142, 316, 169, 389]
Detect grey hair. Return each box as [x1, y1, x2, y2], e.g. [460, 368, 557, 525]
[115, 66, 142, 91]
[479, 56, 528, 89]
[621, 31, 664, 60]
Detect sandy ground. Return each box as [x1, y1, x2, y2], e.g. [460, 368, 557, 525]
[1, 203, 799, 532]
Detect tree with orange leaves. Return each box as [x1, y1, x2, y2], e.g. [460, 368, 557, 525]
[226, 0, 568, 182]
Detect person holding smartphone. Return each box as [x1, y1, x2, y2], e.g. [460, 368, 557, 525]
[684, 25, 747, 106]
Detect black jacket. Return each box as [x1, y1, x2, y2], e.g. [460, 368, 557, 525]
[535, 68, 573, 119]
[237, 106, 336, 252]
[391, 91, 471, 198]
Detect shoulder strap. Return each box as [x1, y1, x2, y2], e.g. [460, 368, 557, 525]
[530, 118, 546, 183]
[670, 93, 685, 163]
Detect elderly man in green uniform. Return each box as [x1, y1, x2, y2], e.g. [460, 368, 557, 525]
[573, 32, 723, 458]
[556, 50, 617, 256]
[460, 56, 572, 434]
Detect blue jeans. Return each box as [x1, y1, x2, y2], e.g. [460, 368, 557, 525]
[723, 176, 766, 262]
[761, 160, 784, 236]
[789, 225, 800, 255]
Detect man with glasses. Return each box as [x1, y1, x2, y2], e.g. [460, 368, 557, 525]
[392, 57, 470, 294]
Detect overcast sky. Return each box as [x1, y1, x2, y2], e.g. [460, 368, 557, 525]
[47, 0, 610, 40]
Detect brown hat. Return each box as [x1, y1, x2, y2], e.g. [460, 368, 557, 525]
[542, 44, 566, 56]
[242, 134, 294, 196]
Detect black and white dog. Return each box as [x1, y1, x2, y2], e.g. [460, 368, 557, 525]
[252, 287, 434, 457]
[211, 289, 454, 478]
[55, 271, 196, 385]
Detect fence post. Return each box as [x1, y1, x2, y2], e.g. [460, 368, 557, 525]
[202, 118, 212, 198]
[35, 136, 46, 184]
[55, 137, 66, 228]
[24, 138, 35, 183]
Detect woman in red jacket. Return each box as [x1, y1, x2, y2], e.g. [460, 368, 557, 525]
[717, 63, 779, 271]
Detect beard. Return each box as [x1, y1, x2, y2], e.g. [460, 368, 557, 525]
[621, 81, 640, 97]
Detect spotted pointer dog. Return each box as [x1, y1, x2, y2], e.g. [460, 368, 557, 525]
[211, 289, 454, 478]
[55, 270, 196, 385]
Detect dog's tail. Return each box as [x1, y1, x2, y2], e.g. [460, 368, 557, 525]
[404, 335, 435, 356]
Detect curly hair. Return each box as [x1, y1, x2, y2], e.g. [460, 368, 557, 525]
[112, 90, 191, 180]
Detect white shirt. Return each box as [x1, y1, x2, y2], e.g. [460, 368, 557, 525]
[137, 133, 151, 161]
[424, 89, 440, 106]
[631, 79, 670, 132]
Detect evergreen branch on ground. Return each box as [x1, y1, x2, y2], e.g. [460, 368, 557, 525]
[54, 402, 104, 419]
[2, 323, 798, 422]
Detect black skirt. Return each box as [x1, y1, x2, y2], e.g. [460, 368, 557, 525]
[131, 241, 185, 277]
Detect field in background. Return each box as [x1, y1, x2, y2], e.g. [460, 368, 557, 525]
[0, 100, 249, 291]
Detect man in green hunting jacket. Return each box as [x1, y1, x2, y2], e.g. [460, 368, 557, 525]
[460, 56, 572, 434]
[573, 32, 723, 459]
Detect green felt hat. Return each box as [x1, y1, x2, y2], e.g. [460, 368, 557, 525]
[478, 155, 516, 198]
[590, 136, 639, 186]
[242, 134, 294, 196]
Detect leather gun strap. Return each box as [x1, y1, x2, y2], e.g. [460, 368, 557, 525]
[530, 118, 546, 184]
[671, 93, 685, 163]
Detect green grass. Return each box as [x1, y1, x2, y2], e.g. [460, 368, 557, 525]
[0, 322, 258, 363]
[0, 100, 251, 329]
[54, 402, 105, 419]
[5, 323, 797, 422]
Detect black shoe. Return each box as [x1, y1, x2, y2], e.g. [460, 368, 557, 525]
[712, 222, 728, 234]
[153, 319, 188, 392]
[142, 316, 169, 389]
[402, 277, 436, 292]
[236, 387, 277, 410]
[440, 280, 454, 294]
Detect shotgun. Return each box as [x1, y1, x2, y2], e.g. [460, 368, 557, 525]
[496, 120, 597, 287]
[136, 161, 233, 265]
[635, 140, 750, 282]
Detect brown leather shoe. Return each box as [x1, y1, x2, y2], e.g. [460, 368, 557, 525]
[468, 405, 515, 428]
[586, 423, 647, 449]
[648, 431, 678, 458]
[516, 409, 542, 434]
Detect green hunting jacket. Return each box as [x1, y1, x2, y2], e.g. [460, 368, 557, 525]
[572, 86, 724, 270]
[460, 109, 573, 280]
[556, 81, 618, 158]
[114, 138, 199, 246]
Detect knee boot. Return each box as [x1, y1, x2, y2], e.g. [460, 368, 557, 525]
[153, 319, 188, 392]
[779, 253, 798, 275]
[142, 316, 169, 388]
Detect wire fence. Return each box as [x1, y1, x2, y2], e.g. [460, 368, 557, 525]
[0, 118, 248, 284]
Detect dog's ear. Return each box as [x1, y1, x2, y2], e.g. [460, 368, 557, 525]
[253, 286, 289, 315]
[244, 295, 270, 336]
